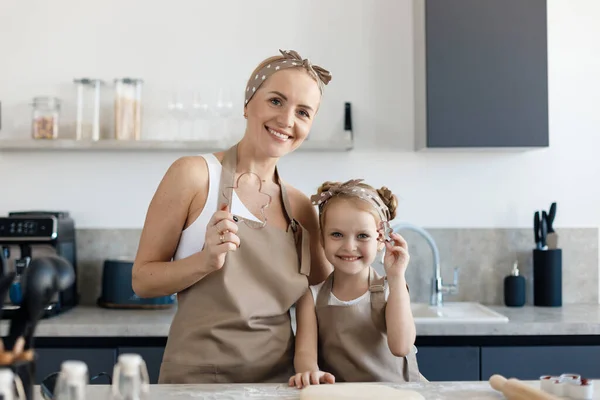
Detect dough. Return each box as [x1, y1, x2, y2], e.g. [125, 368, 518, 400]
[299, 383, 426, 400]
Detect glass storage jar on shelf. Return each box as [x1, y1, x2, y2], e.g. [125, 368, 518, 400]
[31, 96, 60, 139]
[114, 78, 143, 140]
[74, 78, 105, 141]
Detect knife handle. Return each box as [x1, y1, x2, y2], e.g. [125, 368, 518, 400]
[541, 211, 548, 248]
[547, 202, 557, 233]
[534, 211, 541, 248]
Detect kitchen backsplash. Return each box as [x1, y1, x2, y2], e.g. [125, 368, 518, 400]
[76, 228, 599, 306]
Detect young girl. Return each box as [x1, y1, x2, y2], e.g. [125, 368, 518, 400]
[289, 179, 422, 388]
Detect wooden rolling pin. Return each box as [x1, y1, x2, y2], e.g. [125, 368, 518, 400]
[489, 374, 560, 400]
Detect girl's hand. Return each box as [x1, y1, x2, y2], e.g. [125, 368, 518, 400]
[383, 232, 410, 278]
[288, 370, 335, 389]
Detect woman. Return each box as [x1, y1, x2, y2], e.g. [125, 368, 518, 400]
[132, 49, 333, 384]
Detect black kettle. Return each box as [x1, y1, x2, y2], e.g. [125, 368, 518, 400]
[97, 258, 176, 309]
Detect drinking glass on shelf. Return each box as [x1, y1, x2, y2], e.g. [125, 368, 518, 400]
[190, 91, 213, 140]
[166, 91, 187, 140]
[213, 87, 234, 146]
[214, 88, 233, 118]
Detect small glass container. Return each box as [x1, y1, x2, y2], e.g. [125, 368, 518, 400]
[74, 78, 105, 141]
[114, 78, 143, 140]
[111, 353, 149, 400]
[54, 360, 88, 400]
[0, 369, 26, 400]
[31, 96, 60, 139]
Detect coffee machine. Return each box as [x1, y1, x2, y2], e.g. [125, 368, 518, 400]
[0, 211, 78, 319]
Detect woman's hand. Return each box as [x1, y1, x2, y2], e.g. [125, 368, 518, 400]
[203, 204, 240, 272]
[383, 232, 410, 278]
[288, 370, 335, 389]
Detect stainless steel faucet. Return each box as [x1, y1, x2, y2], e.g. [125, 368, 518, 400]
[391, 222, 459, 306]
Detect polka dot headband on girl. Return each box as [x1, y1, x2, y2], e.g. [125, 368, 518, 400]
[310, 179, 394, 243]
[245, 49, 332, 105]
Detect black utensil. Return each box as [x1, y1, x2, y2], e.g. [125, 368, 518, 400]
[541, 211, 548, 249]
[547, 202, 556, 231]
[546, 202, 558, 249]
[534, 211, 541, 249]
[49, 256, 75, 291]
[23, 256, 73, 350]
[5, 257, 57, 351]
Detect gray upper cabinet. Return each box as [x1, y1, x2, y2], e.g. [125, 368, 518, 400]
[414, 0, 549, 149]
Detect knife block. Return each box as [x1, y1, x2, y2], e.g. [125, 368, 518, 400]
[533, 249, 562, 307]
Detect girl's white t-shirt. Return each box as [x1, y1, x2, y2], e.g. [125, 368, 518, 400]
[309, 282, 390, 306]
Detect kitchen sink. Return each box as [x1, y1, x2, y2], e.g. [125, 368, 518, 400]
[411, 302, 509, 324]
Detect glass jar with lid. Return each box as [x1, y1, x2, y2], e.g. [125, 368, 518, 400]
[31, 96, 60, 139]
[74, 78, 105, 141]
[114, 78, 143, 140]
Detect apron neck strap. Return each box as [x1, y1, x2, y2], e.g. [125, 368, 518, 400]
[368, 267, 386, 293]
[369, 267, 387, 306]
[278, 175, 297, 231]
[316, 273, 334, 307]
[218, 145, 237, 209]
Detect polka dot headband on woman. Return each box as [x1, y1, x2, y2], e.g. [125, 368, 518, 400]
[245, 49, 332, 105]
[310, 179, 394, 243]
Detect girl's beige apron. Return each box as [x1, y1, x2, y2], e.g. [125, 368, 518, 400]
[315, 267, 421, 383]
[159, 145, 310, 383]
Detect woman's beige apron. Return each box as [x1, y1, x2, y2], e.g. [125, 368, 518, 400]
[159, 145, 311, 383]
[315, 267, 421, 383]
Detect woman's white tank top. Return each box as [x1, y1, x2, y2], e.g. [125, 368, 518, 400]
[173, 154, 260, 261]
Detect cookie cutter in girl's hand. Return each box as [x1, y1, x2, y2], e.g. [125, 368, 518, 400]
[222, 171, 272, 229]
[378, 222, 395, 265]
[379, 221, 394, 244]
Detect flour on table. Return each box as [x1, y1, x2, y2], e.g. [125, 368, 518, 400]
[299, 383, 426, 400]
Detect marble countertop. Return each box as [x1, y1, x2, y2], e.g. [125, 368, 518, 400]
[2, 303, 599, 338]
[30, 381, 600, 400]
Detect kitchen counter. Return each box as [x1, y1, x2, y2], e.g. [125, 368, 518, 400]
[30, 381, 600, 399]
[7, 305, 599, 387]
[5, 303, 600, 338]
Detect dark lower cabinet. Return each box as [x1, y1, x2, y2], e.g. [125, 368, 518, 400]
[416, 346, 480, 381]
[35, 348, 116, 385]
[481, 346, 600, 381]
[117, 346, 165, 384]
[30, 343, 600, 385]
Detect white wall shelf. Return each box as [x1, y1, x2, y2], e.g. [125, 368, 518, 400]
[0, 138, 354, 152]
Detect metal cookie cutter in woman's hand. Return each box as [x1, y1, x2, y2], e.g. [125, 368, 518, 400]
[222, 171, 272, 229]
